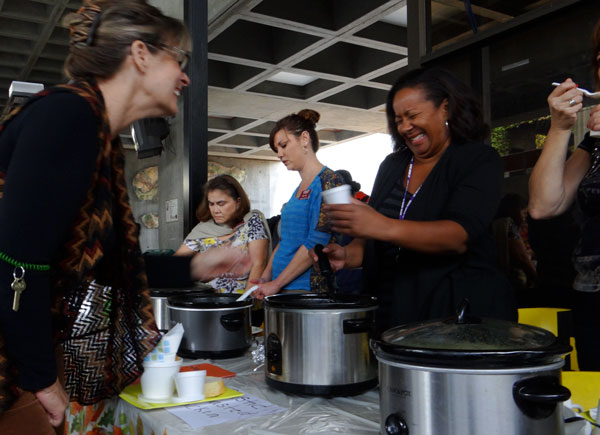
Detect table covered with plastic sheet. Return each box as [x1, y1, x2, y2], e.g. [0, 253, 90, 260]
[113, 340, 382, 434]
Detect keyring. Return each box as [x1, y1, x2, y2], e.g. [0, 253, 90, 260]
[12, 266, 25, 280]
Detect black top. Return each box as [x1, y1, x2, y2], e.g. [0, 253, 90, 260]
[364, 143, 517, 333]
[573, 133, 600, 292]
[0, 93, 99, 390]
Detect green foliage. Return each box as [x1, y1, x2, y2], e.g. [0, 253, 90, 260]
[491, 126, 510, 156]
[491, 115, 551, 156]
[535, 134, 547, 149]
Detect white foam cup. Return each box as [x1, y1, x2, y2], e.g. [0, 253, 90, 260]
[140, 357, 183, 401]
[174, 370, 207, 402]
[321, 184, 352, 204]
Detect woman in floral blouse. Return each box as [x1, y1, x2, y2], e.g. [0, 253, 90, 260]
[175, 175, 270, 294]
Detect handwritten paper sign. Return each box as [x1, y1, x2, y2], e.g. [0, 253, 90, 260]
[167, 394, 286, 428]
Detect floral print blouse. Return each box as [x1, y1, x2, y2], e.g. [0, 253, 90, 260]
[184, 212, 268, 293]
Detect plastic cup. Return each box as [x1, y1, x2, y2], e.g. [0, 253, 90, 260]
[139, 357, 183, 402]
[173, 370, 207, 402]
[321, 185, 352, 204]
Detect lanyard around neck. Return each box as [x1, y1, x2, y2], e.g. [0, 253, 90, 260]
[398, 156, 422, 220]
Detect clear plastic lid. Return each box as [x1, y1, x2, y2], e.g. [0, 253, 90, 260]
[381, 317, 556, 352]
[373, 301, 571, 368]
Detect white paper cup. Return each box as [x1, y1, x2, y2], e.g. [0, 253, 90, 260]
[321, 184, 352, 204]
[140, 357, 183, 401]
[173, 370, 207, 402]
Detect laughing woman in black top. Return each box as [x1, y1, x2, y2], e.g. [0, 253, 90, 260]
[319, 68, 517, 332]
[0, 1, 190, 432]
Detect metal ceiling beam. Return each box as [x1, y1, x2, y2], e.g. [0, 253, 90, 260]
[19, 0, 70, 79]
[183, 0, 208, 233]
[434, 0, 513, 23]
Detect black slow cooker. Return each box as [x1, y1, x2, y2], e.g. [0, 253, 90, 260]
[150, 287, 213, 331]
[167, 293, 253, 359]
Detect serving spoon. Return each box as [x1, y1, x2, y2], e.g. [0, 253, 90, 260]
[552, 82, 600, 137]
[236, 285, 259, 301]
[552, 82, 600, 99]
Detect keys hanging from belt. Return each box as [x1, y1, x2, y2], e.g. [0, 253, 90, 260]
[11, 266, 26, 312]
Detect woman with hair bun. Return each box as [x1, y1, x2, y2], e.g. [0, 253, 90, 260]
[0, 0, 189, 432]
[335, 169, 370, 203]
[252, 109, 344, 298]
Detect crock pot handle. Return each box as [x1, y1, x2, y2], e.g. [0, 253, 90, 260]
[456, 298, 470, 324]
[220, 313, 244, 331]
[455, 298, 481, 325]
[343, 318, 373, 334]
[513, 376, 571, 419]
[516, 384, 571, 403]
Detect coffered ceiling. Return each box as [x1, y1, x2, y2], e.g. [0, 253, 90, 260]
[0, 0, 560, 160]
[205, 0, 408, 160]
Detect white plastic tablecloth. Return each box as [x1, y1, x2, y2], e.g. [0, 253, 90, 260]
[114, 340, 382, 434]
[114, 340, 597, 435]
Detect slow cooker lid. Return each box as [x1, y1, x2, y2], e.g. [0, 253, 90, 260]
[381, 317, 556, 351]
[168, 293, 252, 308]
[374, 300, 571, 368]
[150, 287, 213, 297]
[264, 292, 378, 309]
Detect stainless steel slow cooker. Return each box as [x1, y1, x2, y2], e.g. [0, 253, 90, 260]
[371, 302, 572, 435]
[167, 294, 253, 359]
[264, 292, 379, 396]
[150, 287, 213, 331]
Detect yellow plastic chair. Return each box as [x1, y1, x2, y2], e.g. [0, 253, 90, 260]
[562, 371, 600, 411]
[518, 307, 579, 371]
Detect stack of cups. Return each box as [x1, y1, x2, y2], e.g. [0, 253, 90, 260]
[139, 357, 183, 403]
[139, 323, 185, 402]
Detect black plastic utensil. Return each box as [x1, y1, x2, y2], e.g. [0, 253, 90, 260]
[314, 244, 338, 296]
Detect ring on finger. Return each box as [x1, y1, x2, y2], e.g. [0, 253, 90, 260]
[569, 98, 577, 107]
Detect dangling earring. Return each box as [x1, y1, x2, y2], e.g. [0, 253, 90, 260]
[445, 120, 449, 128]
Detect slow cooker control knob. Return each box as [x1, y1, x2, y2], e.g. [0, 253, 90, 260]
[385, 413, 408, 435]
